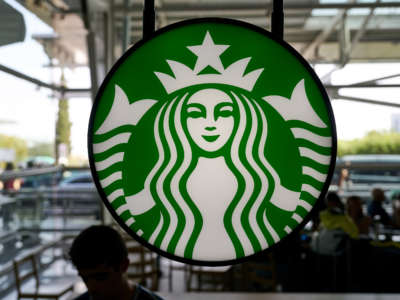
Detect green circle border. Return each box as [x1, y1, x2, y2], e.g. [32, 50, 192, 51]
[88, 17, 337, 266]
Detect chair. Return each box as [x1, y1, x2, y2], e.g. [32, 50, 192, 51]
[167, 259, 187, 292]
[230, 253, 277, 292]
[186, 265, 232, 291]
[125, 239, 159, 291]
[114, 225, 160, 290]
[242, 257, 278, 292]
[311, 229, 351, 291]
[13, 253, 75, 299]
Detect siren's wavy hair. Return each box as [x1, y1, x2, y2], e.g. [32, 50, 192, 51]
[144, 84, 279, 259]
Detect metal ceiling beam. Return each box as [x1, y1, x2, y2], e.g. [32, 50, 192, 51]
[334, 94, 400, 108]
[321, 66, 340, 84]
[0, 62, 58, 89]
[347, 9, 376, 52]
[326, 83, 400, 89]
[348, 73, 400, 86]
[338, 12, 351, 66]
[283, 2, 400, 10]
[301, 0, 356, 61]
[127, 28, 400, 45]
[114, 9, 310, 18]
[155, 0, 168, 28]
[113, 2, 400, 12]
[53, 90, 91, 98]
[341, 0, 379, 66]
[81, 0, 99, 101]
[116, 18, 274, 29]
[122, 0, 131, 51]
[118, 14, 400, 28]
[108, 0, 116, 66]
[286, 29, 400, 43]
[0, 63, 90, 94]
[119, 15, 286, 23]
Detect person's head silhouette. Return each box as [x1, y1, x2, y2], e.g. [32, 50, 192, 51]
[69, 225, 162, 300]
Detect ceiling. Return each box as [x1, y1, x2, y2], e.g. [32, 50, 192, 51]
[2, 0, 399, 103]
[15, 0, 400, 64]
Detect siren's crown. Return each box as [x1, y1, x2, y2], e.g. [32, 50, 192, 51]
[155, 31, 264, 94]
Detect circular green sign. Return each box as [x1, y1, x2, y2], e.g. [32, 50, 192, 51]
[88, 18, 337, 265]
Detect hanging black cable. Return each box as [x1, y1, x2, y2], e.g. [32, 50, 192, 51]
[271, 0, 284, 39]
[143, 0, 155, 39]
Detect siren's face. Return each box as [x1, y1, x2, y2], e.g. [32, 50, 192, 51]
[185, 88, 235, 153]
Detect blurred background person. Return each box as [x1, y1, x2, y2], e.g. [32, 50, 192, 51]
[346, 196, 372, 236]
[319, 192, 359, 239]
[392, 193, 400, 228]
[338, 168, 350, 192]
[311, 192, 358, 256]
[367, 188, 395, 227]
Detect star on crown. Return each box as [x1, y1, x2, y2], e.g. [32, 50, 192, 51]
[155, 31, 264, 94]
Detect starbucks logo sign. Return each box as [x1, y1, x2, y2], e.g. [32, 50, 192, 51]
[88, 19, 336, 265]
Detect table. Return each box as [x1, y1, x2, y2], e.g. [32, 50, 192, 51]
[158, 293, 400, 300]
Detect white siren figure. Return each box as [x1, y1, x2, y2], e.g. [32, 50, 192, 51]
[94, 31, 329, 261]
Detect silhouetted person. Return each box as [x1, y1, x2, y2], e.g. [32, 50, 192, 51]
[392, 193, 400, 228]
[367, 188, 394, 227]
[69, 225, 163, 300]
[319, 192, 358, 239]
[346, 196, 372, 235]
[311, 192, 358, 291]
[311, 192, 358, 256]
[338, 168, 349, 192]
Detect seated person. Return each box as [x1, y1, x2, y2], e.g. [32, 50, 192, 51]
[346, 196, 372, 236]
[319, 192, 359, 239]
[367, 188, 395, 227]
[69, 225, 163, 300]
[311, 192, 358, 255]
[392, 193, 400, 228]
